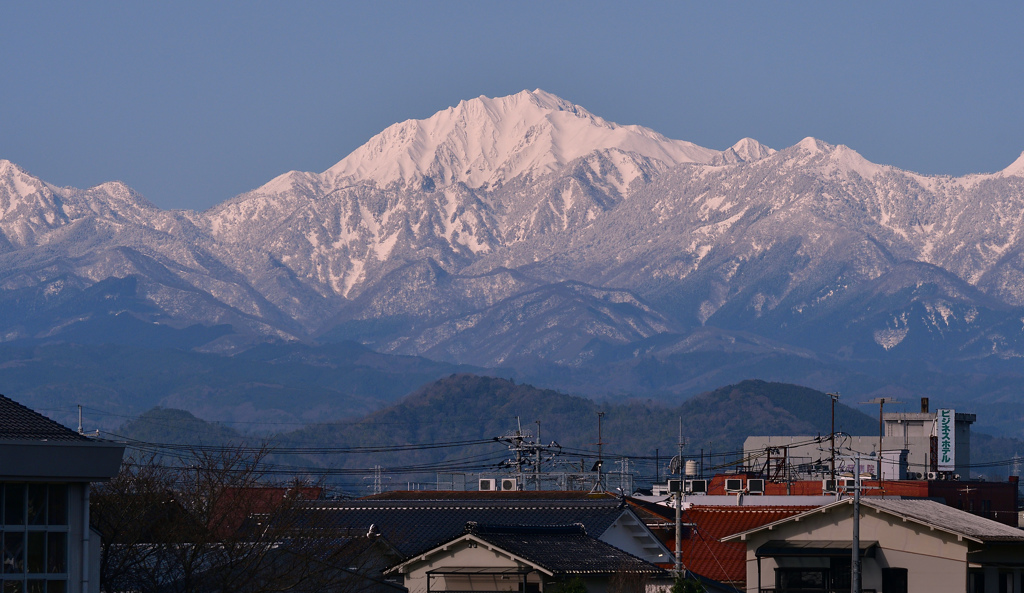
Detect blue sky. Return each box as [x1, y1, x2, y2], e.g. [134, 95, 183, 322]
[2, 2, 1022, 211]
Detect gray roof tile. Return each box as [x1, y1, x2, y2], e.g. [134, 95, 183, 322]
[464, 524, 665, 575]
[0, 394, 88, 441]
[301, 498, 631, 558]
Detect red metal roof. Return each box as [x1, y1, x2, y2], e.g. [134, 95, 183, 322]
[634, 504, 814, 584]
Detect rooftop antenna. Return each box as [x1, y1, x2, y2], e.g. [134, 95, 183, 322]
[76, 405, 99, 437]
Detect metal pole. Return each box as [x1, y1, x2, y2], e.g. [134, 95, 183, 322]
[675, 419, 684, 576]
[852, 452, 861, 593]
[829, 393, 840, 485]
[878, 400, 884, 481]
[596, 412, 606, 491]
[536, 420, 542, 491]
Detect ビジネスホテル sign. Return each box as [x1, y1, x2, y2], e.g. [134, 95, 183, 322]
[936, 408, 955, 471]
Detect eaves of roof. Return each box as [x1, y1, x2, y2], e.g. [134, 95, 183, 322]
[721, 499, 1024, 545]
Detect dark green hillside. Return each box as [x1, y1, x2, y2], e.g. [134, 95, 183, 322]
[260, 376, 879, 475]
[115, 375, 1019, 486]
[115, 408, 245, 446]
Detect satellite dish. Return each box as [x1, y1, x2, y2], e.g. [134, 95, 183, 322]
[669, 455, 682, 474]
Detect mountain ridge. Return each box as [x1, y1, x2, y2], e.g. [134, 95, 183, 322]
[2, 90, 1024, 413]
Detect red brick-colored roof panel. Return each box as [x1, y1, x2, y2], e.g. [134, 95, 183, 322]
[643, 506, 814, 584]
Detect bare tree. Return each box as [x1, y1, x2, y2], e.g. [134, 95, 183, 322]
[92, 445, 399, 593]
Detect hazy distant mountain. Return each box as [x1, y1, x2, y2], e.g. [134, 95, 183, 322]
[3, 89, 1024, 409]
[116, 376, 882, 481]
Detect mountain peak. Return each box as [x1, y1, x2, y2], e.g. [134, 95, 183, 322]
[711, 138, 775, 165]
[796, 136, 828, 154]
[1000, 151, 1024, 177]
[323, 90, 717, 189]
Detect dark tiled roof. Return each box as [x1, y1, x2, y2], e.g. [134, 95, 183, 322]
[0, 394, 88, 441]
[463, 523, 665, 576]
[300, 498, 630, 558]
[364, 491, 613, 501]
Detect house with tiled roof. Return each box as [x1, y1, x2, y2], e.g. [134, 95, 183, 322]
[628, 497, 813, 589]
[386, 523, 670, 593]
[0, 393, 125, 593]
[722, 498, 1024, 593]
[297, 493, 673, 566]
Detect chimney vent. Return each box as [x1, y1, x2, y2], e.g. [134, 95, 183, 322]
[921, 397, 929, 414]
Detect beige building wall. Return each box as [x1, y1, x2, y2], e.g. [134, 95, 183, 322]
[395, 538, 624, 593]
[399, 538, 544, 593]
[740, 505, 972, 593]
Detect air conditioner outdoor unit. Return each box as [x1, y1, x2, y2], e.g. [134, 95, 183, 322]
[823, 479, 837, 493]
[724, 478, 743, 493]
[747, 479, 765, 494]
[478, 478, 495, 491]
[842, 478, 856, 490]
[687, 479, 708, 494]
[500, 478, 518, 491]
[667, 479, 683, 493]
[927, 471, 939, 481]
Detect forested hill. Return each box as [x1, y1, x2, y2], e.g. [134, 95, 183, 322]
[282, 375, 879, 458]
[117, 376, 879, 472]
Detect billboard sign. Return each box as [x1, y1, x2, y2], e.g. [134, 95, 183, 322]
[936, 408, 955, 471]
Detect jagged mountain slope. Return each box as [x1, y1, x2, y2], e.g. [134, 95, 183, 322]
[2, 90, 1024, 390]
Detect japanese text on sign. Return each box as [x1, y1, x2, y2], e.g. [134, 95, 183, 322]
[937, 408, 955, 471]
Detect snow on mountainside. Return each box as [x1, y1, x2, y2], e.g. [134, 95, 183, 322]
[202, 90, 712, 301]
[322, 89, 717, 189]
[2, 91, 1024, 370]
[1000, 151, 1024, 177]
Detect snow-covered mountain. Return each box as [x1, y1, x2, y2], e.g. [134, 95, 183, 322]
[2, 90, 1024, 380]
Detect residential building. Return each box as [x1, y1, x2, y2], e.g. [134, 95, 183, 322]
[298, 491, 673, 568]
[386, 523, 669, 593]
[628, 497, 814, 588]
[722, 498, 1024, 593]
[0, 394, 125, 593]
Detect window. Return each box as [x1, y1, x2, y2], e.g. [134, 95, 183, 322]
[830, 556, 851, 591]
[999, 572, 1013, 593]
[882, 567, 907, 593]
[969, 571, 985, 593]
[776, 568, 827, 592]
[0, 484, 68, 593]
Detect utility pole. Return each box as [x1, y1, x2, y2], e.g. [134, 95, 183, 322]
[597, 412, 605, 491]
[675, 418, 685, 576]
[536, 420, 542, 491]
[852, 452, 861, 593]
[862, 397, 902, 483]
[828, 392, 840, 485]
